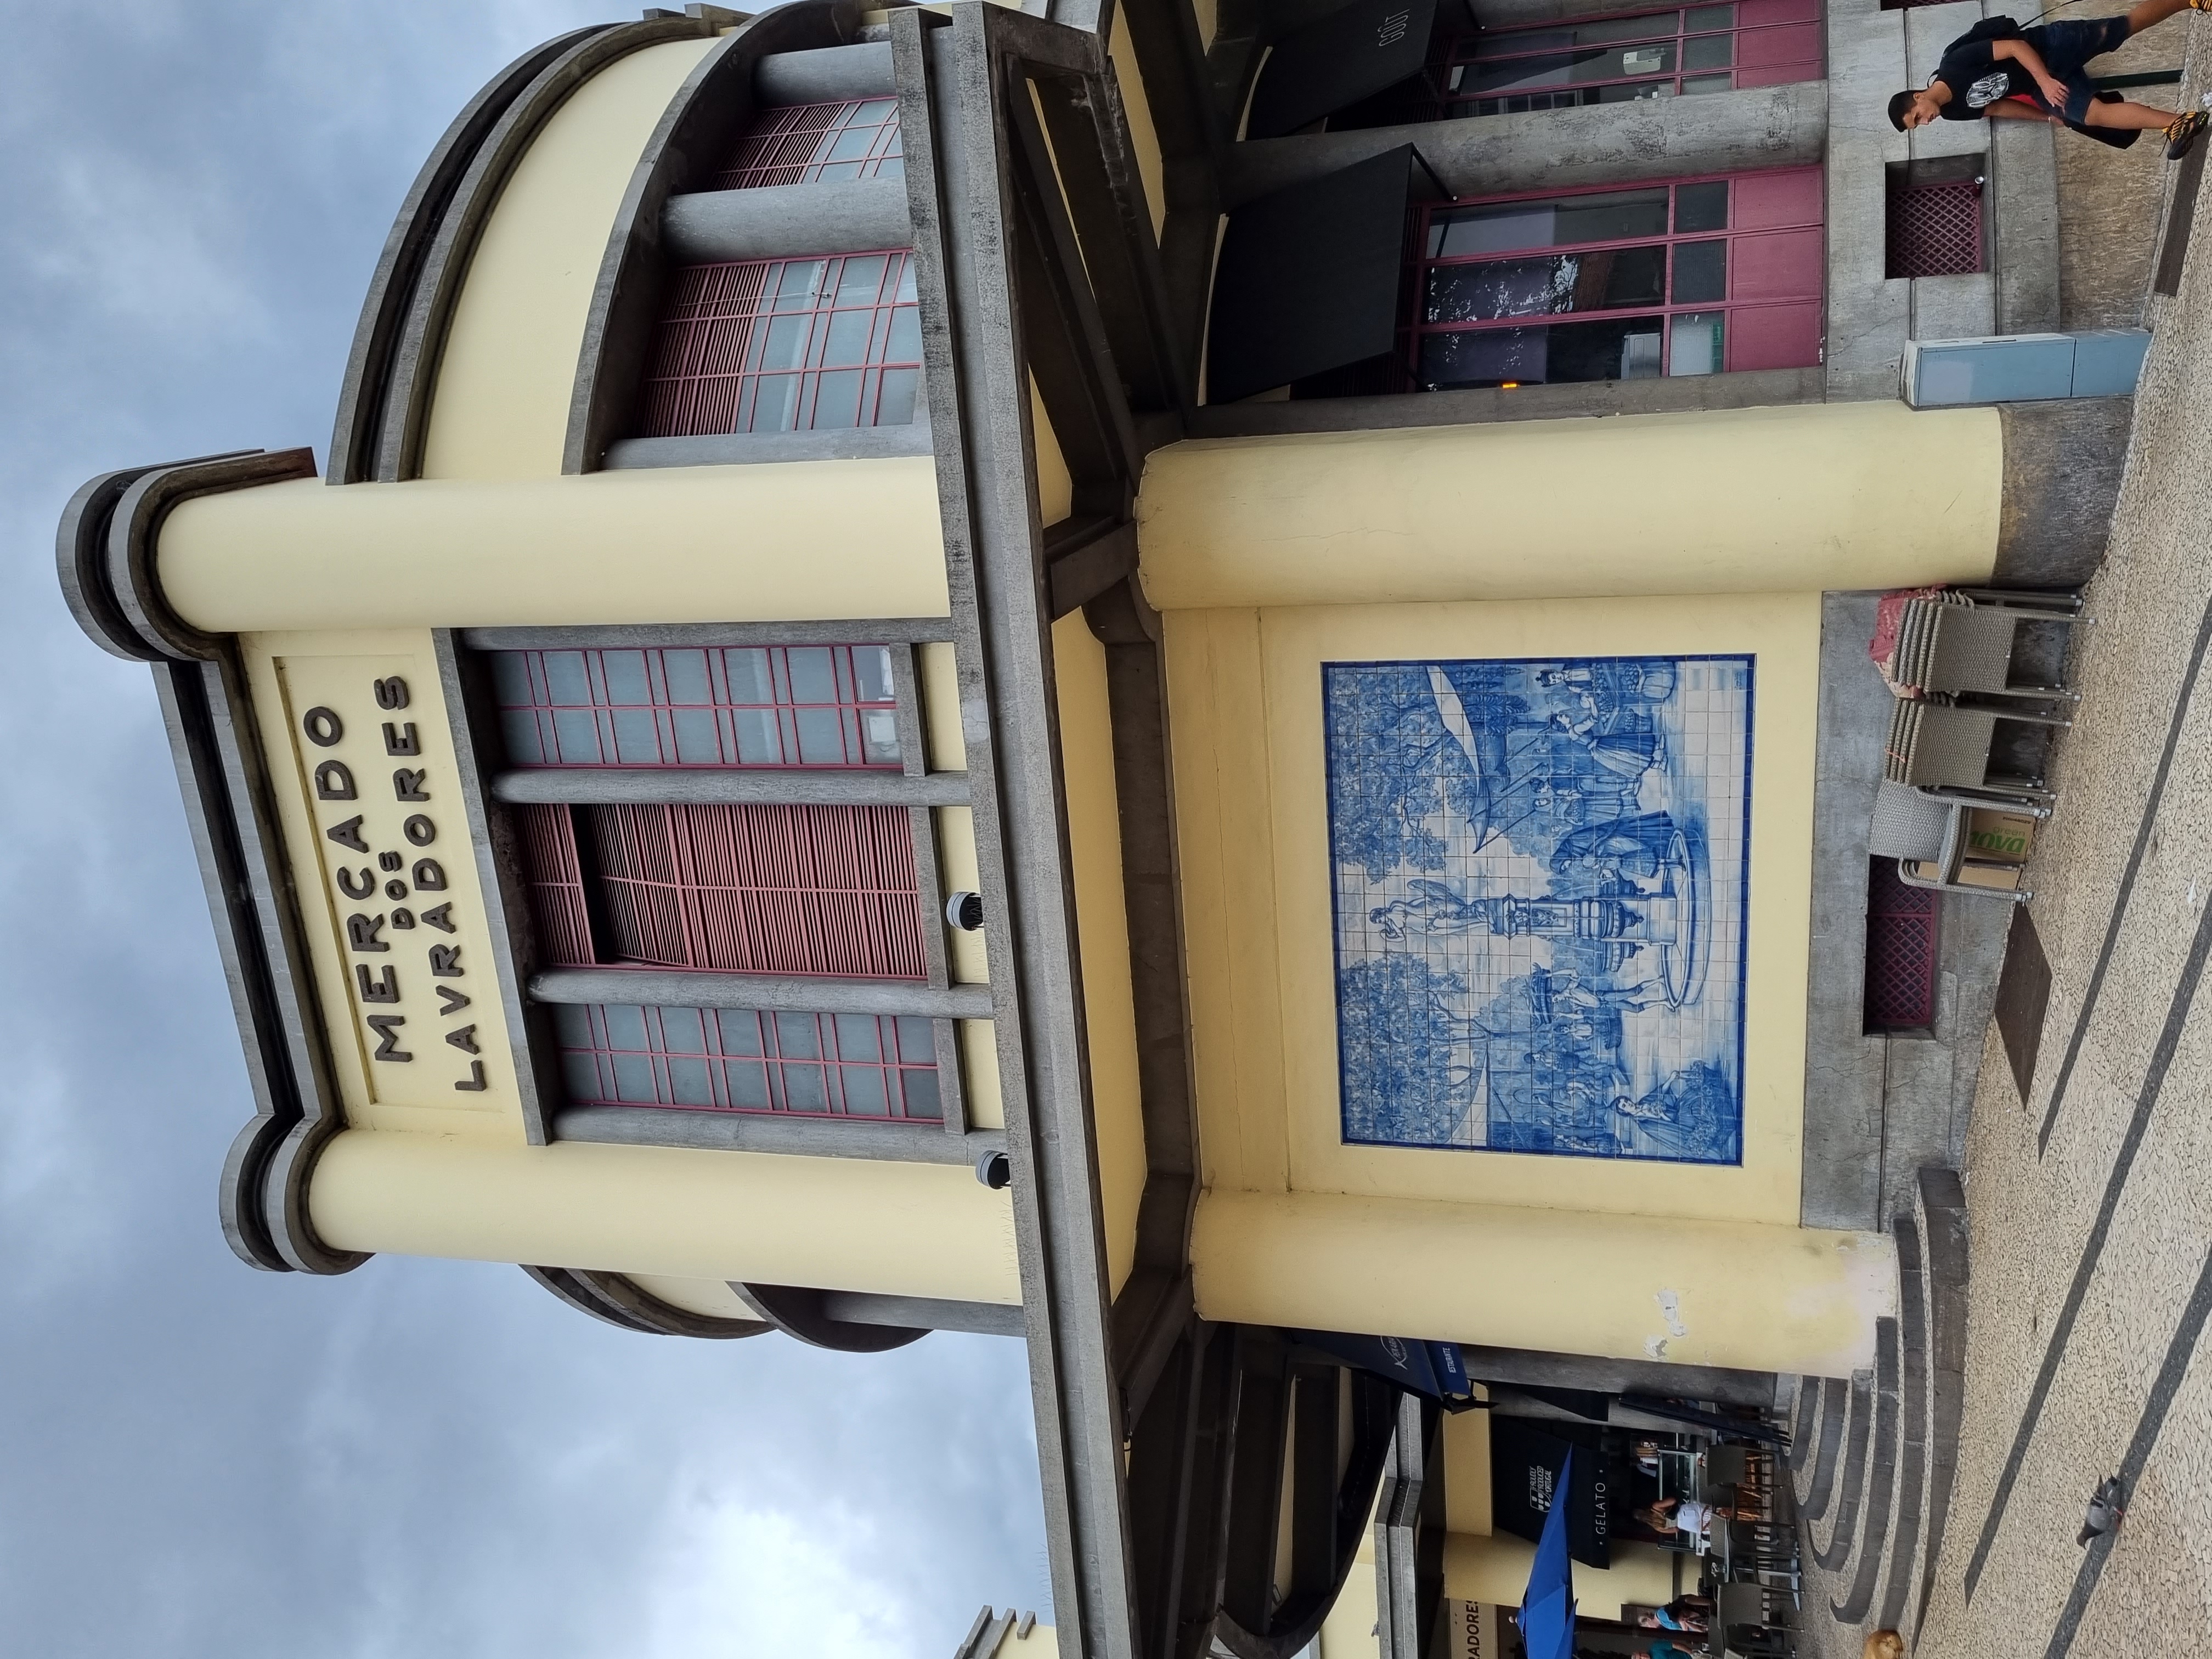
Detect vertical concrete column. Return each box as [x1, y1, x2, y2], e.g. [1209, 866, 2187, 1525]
[1825, 0, 1911, 399]
[1191, 1188, 1899, 1379]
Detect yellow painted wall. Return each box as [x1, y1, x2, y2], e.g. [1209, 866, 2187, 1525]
[1442, 1534, 1673, 1622]
[1318, 1489, 1381, 1659]
[1192, 1188, 1895, 1378]
[157, 466, 949, 633]
[1443, 1402, 1494, 1536]
[1135, 402, 2006, 608]
[423, 36, 716, 480]
[1105, 9, 1167, 239]
[241, 629, 525, 1142]
[1054, 612, 1147, 1299]
[309, 1130, 1023, 1302]
[1167, 595, 1818, 1225]
[1033, 376, 1074, 527]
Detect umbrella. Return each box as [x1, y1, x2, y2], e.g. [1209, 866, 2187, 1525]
[1517, 1447, 1576, 1659]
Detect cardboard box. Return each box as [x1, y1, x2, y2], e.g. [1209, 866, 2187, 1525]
[1908, 859, 2025, 891]
[1963, 808, 2038, 865]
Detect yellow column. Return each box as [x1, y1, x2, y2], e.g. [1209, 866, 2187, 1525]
[1135, 400, 2004, 608]
[1442, 1534, 1675, 1621]
[1190, 1188, 1894, 1378]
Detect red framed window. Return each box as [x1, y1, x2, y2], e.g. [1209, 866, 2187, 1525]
[639, 252, 922, 438]
[556, 1002, 941, 1119]
[1440, 0, 1821, 115]
[708, 98, 904, 190]
[1865, 859, 1940, 1031]
[517, 802, 926, 980]
[492, 645, 901, 771]
[1408, 166, 1822, 387]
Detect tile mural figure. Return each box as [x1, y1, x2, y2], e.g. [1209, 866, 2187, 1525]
[1325, 656, 1754, 1163]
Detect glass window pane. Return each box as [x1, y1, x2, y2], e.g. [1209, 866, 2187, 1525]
[833, 253, 888, 307]
[550, 707, 602, 764]
[1597, 79, 1675, 103]
[554, 1003, 596, 1046]
[717, 1010, 765, 1056]
[814, 160, 862, 183]
[774, 259, 827, 309]
[855, 98, 896, 122]
[668, 1057, 715, 1105]
[500, 709, 545, 766]
[658, 1006, 708, 1054]
[672, 708, 721, 764]
[895, 1017, 934, 1062]
[826, 126, 876, 162]
[1681, 32, 1734, 69]
[1685, 4, 1735, 30]
[1672, 239, 1729, 302]
[822, 307, 875, 366]
[1426, 245, 1665, 323]
[733, 707, 783, 764]
[563, 1052, 604, 1102]
[809, 368, 864, 429]
[602, 1004, 649, 1051]
[611, 708, 662, 764]
[1430, 189, 1669, 257]
[895, 256, 918, 303]
[1419, 317, 1666, 389]
[900, 1068, 943, 1120]
[854, 646, 894, 703]
[541, 651, 592, 707]
[862, 708, 901, 766]
[793, 706, 847, 764]
[1675, 181, 1730, 233]
[612, 1052, 659, 1102]
[774, 1011, 823, 1060]
[885, 305, 922, 363]
[1572, 12, 1680, 44]
[839, 1064, 889, 1116]
[724, 647, 775, 703]
[724, 1059, 770, 1109]
[600, 650, 650, 704]
[661, 649, 712, 704]
[750, 374, 801, 433]
[834, 1013, 882, 1061]
[877, 366, 918, 426]
[1668, 311, 1724, 376]
[757, 314, 812, 373]
[780, 1063, 829, 1113]
[875, 153, 905, 181]
[785, 647, 837, 703]
[1681, 73, 1734, 93]
[490, 651, 537, 708]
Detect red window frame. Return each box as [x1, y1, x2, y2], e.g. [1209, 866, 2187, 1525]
[492, 644, 901, 772]
[1439, 0, 1822, 115]
[1405, 166, 1823, 386]
[555, 1001, 942, 1120]
[638, 251, 922, 439]
[709, 97, 904, 190]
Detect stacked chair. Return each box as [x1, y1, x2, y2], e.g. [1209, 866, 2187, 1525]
[1873, 589, 2086, 902]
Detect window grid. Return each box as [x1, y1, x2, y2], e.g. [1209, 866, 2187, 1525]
[590, 802, 926, 980]
[1437, 1, 1822, 116]
[1886, 179, 1983, 279]
[492, 645, 901, 771]
[638, 252, 922, 438]
[557, 1002, 942, 1120]
[1406, 170, 1821, 386]
[708, 98, 904, 190]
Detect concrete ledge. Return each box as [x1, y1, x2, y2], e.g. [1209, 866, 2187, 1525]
[603, 423, 933, 468]
[755, 41, 895, 103]
[663, 177, 912, 263]
[1188, 368, 1825, 438]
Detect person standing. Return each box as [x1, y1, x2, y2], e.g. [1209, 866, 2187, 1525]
[1888, 0, 2209, 158]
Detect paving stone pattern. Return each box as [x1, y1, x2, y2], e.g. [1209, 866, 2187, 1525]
[1802, 27, 2212, 1657]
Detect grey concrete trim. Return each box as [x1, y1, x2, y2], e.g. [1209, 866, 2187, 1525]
[601, 423, 932, 469]
[57, 455, 240, 663]
[531, 964, 994, 1017]
[158, 659, 361, 1278]
[372, 16, 719, 483]
[328, 28, 601, 484]
[554, 1102, 1004, 1163]
[755, 40, 895, 103]
[490, 765, 969, 807]
[1189, 367, 1827, 436]
[93, 450, 318, 664]
[894, 9, 1141, 1652]
[1453, 1344, 1778, 1408]
[463, 617, 955, 648]
[1875, 1215, 1931, 1632]
[1802, 594, 1891, 1233]
[436, 631, 560, 1147]
[1220, 80, 1827, 208]
[1373, 1393, 1426, 1659]
[820, 1290, 1026, 1335]
[1799, 1376, 1850, 1522]
[1995, 399, 2129, 587]
[523, 1263, 774, 1338]
[564, 3, 859, 476]
[731, 1280, 928, 1350]
[1991, 118, 2061, 335]
[662, 176, 912, 262]
[954, 1607, 1018, 1659]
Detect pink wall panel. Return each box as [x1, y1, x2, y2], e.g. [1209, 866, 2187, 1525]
[1738, 0, 1820, 25]
[1735, 64, 1816, 87]
[1731, 227, 1824, 301]
[1726, 302, 1822, 371]
[1737, 21, 1821, 69]
[1733, 166, 1824, 231]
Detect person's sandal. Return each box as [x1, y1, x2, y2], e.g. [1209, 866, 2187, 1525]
[2166, 110, 2209, 160]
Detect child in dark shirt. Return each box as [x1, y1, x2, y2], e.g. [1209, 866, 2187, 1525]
[1887, 0, 2208, 159]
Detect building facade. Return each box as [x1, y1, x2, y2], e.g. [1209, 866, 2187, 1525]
[61, 1, 2144, 1655]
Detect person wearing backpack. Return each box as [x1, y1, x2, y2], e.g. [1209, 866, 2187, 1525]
[1887, 1, 2209, 159]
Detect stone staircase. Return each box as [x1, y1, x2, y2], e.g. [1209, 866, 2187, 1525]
[1788, 1167, 1970, 1652]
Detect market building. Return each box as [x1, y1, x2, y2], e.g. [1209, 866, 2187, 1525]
[61, 1, 2154, 1655]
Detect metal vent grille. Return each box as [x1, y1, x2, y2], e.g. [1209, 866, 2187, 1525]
[518, 803, 596, 967]
[1886, 178, 1983, 279]
[1865, 858, 1941, 1031]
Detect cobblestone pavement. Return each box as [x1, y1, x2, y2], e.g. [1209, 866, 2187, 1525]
[1897, 65, 2212, 1659]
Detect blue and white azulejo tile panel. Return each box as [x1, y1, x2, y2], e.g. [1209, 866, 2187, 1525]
[1324, 655, 1753, 1164]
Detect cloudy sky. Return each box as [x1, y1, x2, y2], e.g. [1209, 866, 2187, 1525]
[0, 5, 1046, 1654]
